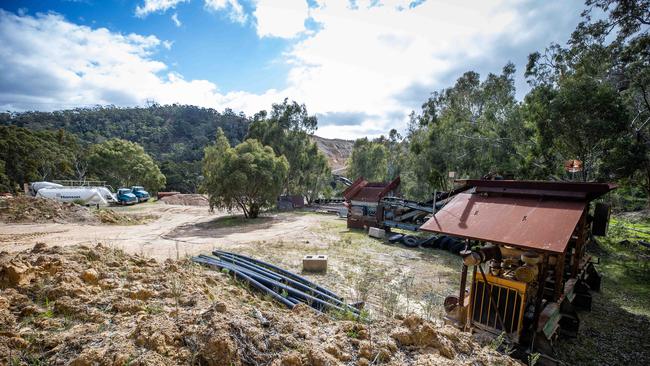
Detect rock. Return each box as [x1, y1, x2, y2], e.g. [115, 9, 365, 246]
[278, 351, 302, 366]
[0, 260, 35, 287]
[31, 242, 48, 253]
[201, 334, 238, 366]
[307, 348, 338, 366]
[80, 269, 99, 284]
[129, 288, 155, 301]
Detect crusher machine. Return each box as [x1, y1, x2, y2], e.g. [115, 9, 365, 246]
[419, 179, 615, 362]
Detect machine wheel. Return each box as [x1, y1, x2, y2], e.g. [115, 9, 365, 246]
[431, 236, 445, 249]
[450, 241, 465, 255]
[403, 235, 419, 247]
[439, 237, 453, 250]
[418, 236, 436, 248]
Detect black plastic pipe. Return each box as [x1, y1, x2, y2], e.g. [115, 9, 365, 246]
[192, 257, 296, 308]
[204, 255, 355, 310]
[214, 250, 342, 300]
[198, 256, 359, 314]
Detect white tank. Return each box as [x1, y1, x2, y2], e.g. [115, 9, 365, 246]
[30, 181, 64, 196]
[89, 186, 117, 203]
[36, 187, 109, 206]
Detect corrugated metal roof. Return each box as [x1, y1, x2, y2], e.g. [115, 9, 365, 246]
[420, 192, 586, 253]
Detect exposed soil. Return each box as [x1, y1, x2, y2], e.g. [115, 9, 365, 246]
[159, 194, 209, 206]
[0, 196, 157, 226]
[0, 196, 97, 224]
[312, 135, 354, 174]
[0, 243, 520, 366]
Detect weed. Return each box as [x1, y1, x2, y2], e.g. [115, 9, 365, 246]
[488, 332, 514, 355]
[528, 352, 540, 366]
[346, 329, 359, 338]
[39, 298, 54, 319]
[145, 304, 164, 315]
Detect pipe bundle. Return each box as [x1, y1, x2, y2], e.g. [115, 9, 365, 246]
[192, 250, 360, 316]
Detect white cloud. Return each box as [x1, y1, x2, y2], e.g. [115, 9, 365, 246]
[253, 0, 309, 38]
[0, 1, 583, 140]
[265, 0, 582, 138]
[135, 0, 188, 17]
[204, 0, 247, 24]
[171, 12, 181, 26]
[0, 10, 276, 112]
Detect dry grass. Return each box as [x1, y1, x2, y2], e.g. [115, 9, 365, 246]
[218, 212, 460, 321]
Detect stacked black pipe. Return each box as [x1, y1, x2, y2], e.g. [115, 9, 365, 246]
[192, 250, 360, 316]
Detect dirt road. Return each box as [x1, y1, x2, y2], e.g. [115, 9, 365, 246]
[0, 202, 333, 260]
[1, 202, 460, 318]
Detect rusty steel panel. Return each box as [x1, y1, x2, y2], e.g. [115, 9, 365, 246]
[344, 176, 401, 202]
[420, 193, 586, 253]
[457, 180, 615, 201]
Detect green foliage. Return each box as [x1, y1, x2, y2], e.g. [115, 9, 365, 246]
[522, 75, 628, 181]
[87, 138, 166, 192]
[201, 132, 289, 218]
[401, 64, 523, 199]
[247, 99, 330, 201]
[1, 105, 250, 192]
[0, 125, 80, 192]
[347, 138, 390, 182]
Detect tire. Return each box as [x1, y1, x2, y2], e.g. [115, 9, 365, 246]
[418, 236, 436, 248]
[431, 236, 445, 249]
[388, 233, 404, 243]
[450, 241, 465, 255]
[403, 235, 419, 248]
[439, 237, 453, 250]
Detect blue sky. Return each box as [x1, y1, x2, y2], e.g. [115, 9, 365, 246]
[0, 0, 584, 139]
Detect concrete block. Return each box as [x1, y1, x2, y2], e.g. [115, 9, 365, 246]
[303, 254, 328, 273]
[368, 227, 386, 239]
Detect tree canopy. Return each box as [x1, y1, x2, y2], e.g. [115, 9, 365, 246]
[87, 139, 166, 192]
[201, 131, 288, 218]
[247, 99, 331, 201]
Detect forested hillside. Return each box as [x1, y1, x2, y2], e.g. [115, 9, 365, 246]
[0, 105, 250, 192]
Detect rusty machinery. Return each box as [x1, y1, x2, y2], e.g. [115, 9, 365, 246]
[419, 179, 615, 361]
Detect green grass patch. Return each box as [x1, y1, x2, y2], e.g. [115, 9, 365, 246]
[591, 215, 650, 316]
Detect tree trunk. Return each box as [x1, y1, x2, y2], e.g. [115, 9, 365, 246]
[249, 203, 260, 219]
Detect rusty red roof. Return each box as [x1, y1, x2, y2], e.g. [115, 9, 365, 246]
[420, 193, 585, 253]
[420, 180, 616, 253]
[344, 176, 401, 203]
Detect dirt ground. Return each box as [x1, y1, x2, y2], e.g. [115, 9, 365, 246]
[3, 201, 647, 365]
[0, 202, 460, 320]
[1, 243, 519, 366]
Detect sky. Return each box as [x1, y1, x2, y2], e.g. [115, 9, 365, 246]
[0, 0, 584, 139]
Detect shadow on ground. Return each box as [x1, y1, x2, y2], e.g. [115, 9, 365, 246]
[165, 214, 293, 239]
[553, 283, 650, 365]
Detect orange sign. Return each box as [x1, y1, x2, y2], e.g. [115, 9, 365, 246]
[564, 159, 583, 173]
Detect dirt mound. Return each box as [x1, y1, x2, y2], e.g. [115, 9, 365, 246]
[159, 194, 209, 206]
[0, 196, 97, 224]
[95, 209, 158, 225]
[0, 244, 519, 365]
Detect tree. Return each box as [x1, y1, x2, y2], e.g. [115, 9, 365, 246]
[0, 125, 78, 191]
[525, 0, 648, 196]
[402, 64, 525, 199]
[2, 104, 250, 192]
[247, 99, 331, 198]
[347, 138, 390, 182]
[87, 139, 166, 192]
[523, 76, 628, 181]
[201, 133, 289, 218]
